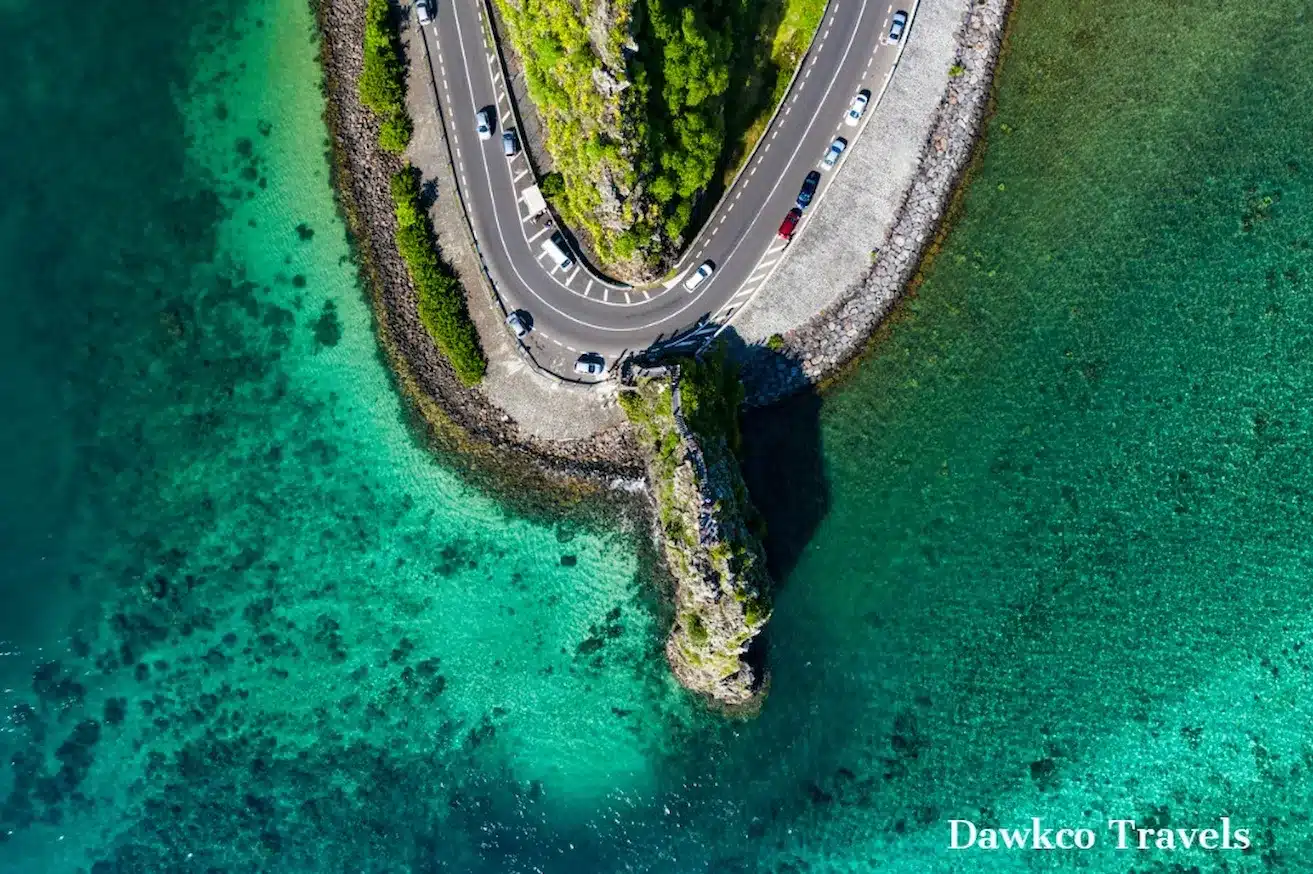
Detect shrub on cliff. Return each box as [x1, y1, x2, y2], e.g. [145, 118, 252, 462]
[359, 0, 413, 154]
[679, 345, 744, 452]
[389, 167, 487, 385]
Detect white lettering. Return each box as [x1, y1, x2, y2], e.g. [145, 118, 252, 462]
[1030, 818, 1055, 850]
[1075, 828, 1096, 849]
[1233, 828, 1252, 850]
[1155, 829, 1176, 850]
[949, 820, 977, 849]
[1108, 819, 1135, 849]
[999, 827, 1028, 849]
[1199, 829, 1219, 850]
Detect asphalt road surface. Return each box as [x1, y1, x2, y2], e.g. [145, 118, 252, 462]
[421, 0, 908, 379]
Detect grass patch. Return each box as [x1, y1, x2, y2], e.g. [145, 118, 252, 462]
[389, 167, 487, 385]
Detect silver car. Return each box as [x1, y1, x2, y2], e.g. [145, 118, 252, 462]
[821, 137, 847, 170]
[475, 109, 492, 140]
[888, 10, 908, 42]
[505, 310, 531, 338]
[415, 0, 432, 25]
[574, 353, 605, 376]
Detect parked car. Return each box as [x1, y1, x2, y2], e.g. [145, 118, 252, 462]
[574, 353, 605, 376]
[502, 129, 519, 157]
[845, 90, 870, 127]
[888, 10, 908, 42]
[821, 137, 847, 170]
[778, 207, 802, 241]
[415, 0, 432, 25]
[475, 109, 492, 140]
[683, 260, 716, 293]
[796, 170, 821, 210]
[505, 310, 531, 338]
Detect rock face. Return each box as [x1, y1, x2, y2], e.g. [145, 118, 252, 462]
[619, 362, 771, 711]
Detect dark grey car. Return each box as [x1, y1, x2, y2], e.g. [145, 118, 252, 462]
[796, 170, 821, 210]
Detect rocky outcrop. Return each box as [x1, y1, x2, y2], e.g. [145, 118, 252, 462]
[619, 360, 771, 711]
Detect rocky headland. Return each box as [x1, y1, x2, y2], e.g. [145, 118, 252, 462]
[619, 353, 771, 711]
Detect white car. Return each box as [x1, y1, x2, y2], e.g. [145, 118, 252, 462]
[475, 110, 492, 140]
[574, 353, 605, 376]
[683, 260, 715, 293]
[415, 0, 432, 25]
[821, 137, 847, 170]
[845, 90, 870, 127]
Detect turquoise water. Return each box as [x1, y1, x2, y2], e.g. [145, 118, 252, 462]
[4, 0, 1313, 869]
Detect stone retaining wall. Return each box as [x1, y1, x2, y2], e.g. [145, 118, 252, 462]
[738, 0, 1011, 405]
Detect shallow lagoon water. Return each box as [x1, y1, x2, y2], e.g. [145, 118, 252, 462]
[3, 0, 1313, 870]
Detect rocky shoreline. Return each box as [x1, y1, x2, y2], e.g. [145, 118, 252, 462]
[740, 0, 1013, 405]
[310, 0, 643, 496]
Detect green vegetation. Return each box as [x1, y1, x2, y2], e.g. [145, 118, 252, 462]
[765, 333, 786, 352]
[679, 345, 745, 452]
[359, 0, 413, 154]
[495, 0, 824, 270]
[389, 167, 486, 385]
[949, 62, 965, 78]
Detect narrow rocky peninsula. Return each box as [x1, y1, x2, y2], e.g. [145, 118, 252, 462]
[619, 350, 771, 710]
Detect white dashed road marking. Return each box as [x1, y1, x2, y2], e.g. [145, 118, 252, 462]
[513, 169, 529, 183]
[528, 226, 550, 243]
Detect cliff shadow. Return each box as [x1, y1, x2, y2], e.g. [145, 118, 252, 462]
[720, 328, 831, 584]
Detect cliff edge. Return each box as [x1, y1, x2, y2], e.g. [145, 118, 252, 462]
[619, 350, 772, 711]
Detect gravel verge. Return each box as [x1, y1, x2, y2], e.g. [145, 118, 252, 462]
[734, 0, 1012, 405]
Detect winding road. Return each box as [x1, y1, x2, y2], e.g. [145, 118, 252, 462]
[419, 0, 910, 379]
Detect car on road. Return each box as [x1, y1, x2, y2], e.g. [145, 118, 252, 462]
[888, 10, 908, 42]
[475, 109, 492, 140]
[778, 207, 802, 241]
[683, 260, 715, 293]
[574, 353, 605, 376]
[415, 0, 432, 25]
[505, 310, 531, 338]
[502, 129, 519, 157]
[541, 234, 574, 270]
[796, 170, 821, 209]
[845, 90, 870, 127]
[821, 137, 847, 171]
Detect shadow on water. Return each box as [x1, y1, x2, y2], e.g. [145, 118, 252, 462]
[723, 328, 832, 583]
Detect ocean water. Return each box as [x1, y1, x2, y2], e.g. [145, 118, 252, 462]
[3, 0, 1313, 871]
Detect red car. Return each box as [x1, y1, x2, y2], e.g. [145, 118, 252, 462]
[778, 207, 802, 241]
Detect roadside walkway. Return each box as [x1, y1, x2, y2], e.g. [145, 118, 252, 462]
[401, 17, 624, 440]
[734, 0, 973, 343]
